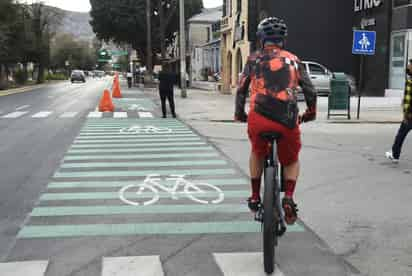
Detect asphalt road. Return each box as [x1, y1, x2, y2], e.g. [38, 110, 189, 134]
[0, 80, 362, 276]
[0, 78, 110, 260]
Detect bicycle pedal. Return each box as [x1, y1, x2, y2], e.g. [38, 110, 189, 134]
[254, 208, 263, 222]
[277, 225, 287, 237]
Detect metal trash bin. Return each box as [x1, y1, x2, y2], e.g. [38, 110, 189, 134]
[328, 72, 351, 119]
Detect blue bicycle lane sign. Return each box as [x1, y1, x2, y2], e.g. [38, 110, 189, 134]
[352, 30, 376, 55]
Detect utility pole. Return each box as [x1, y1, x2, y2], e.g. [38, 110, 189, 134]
[146, 0, 153, 81]
[179, 0, 187, 98]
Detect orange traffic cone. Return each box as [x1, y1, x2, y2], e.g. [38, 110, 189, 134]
[112, 79, 122, 98]
[99, 89, 115, 112]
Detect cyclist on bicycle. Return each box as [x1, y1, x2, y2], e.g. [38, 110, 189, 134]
[235, 17, 317, 225]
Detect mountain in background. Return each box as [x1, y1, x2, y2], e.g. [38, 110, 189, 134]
[48, 6, 95, 42]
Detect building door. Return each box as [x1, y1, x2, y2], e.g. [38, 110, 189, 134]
[389, 32, 408, 90]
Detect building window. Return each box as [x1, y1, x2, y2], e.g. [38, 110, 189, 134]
[207, 27, 211, 42]
[237, 0, 241, 13]
[394, 0, 412, 8]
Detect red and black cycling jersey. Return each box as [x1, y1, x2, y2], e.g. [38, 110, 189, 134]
[235, 45, 317, 122]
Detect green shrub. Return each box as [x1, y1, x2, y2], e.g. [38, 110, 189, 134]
[45, 73, 67, 81]
[14, 70, 27, 85]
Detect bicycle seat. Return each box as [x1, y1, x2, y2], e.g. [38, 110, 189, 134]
[260, 131, 282, 141]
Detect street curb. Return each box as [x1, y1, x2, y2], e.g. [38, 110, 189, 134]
[0, 81, 63, 97]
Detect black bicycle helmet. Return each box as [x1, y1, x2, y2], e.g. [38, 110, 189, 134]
[256, 17, 288, 43]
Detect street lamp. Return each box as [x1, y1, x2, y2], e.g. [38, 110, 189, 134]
[179, 0, 187, 98]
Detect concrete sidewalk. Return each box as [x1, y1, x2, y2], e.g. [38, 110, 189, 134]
[144, 83, 403, 124]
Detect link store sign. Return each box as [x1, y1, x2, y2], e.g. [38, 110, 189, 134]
[354, 0, 383, 12]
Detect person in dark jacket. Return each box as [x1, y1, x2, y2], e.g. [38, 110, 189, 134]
[158, 65, 177, 118]
[386, 60, 412, 163]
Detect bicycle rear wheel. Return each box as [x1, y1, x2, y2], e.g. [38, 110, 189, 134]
[263, 166, 279, 274]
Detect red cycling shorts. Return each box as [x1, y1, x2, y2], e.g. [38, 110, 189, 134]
[247, 110, 301, 166]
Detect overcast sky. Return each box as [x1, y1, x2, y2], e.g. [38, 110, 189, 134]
[22, 0, 223, 12]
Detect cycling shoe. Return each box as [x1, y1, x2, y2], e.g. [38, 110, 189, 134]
[282, 198, 298, 225]
[247, 197, 261, 212]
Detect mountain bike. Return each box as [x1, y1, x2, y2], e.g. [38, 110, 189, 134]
[254, 131, 287, 274]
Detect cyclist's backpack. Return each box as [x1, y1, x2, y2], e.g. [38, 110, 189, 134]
[252, 50, 300, 129]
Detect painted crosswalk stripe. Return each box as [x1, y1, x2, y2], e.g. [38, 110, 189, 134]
[213, 253, 285, 276]
[18, 221, 304, 238]
[60, 112, 78, 118]
[83, 121, 185, 125]
[61, 160, 226, 169]
[113, 112, 128, 118]
[76, 134, 197, 140]
[64, 152, 219, 161]
[0, 260, 49, 276]
[54, 168, 236, 178]
[71, 142, 207, 149]
[88, 112, 103, 118]
[47, 178, 248, 189]
[15, 105, 30, 110]
[78, 131, 193, 136]
[67, 146, 214, 154]
[40, 190, 247, 201]
[30, 204, 250, 216]
[80, 128, 190, 133]
[138, 112, 154, 118]
[73, 137, 202, 144]
[2, 111, 28, 118]
[81, 126, 189, 130]
[31, 111, 52, 118]
[102, 256, 164, 276]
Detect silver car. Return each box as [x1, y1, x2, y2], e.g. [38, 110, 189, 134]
[300, 61, 357, 97]
[302, 61, 332, 96]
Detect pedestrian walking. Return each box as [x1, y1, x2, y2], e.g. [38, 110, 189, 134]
[126, 70, 133, 88]
[386, 60, 412, 163]
[158, 65, 177, 118]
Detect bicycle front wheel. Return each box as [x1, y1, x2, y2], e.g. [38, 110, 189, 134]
[263, 166, 278, 274]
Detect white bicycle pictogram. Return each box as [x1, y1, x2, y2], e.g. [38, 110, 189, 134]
[119, 174, 225, 206]
[119, 125, 173, 134]
[128, 104, 148, 111]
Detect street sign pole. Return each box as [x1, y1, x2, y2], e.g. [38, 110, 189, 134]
[357, 54, 364, 119]
[179, 0, 187, 98]
[352, 29, 376, 120]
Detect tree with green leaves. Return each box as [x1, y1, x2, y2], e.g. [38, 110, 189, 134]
[0, 0, 21, 88]
[30, 3, 62, 83]
[90, 0, 203, 66]
[50, 33, 98, 73]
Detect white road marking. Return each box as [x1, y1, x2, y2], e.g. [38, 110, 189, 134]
[60, 112, 78, 118]
[88, 112, 103, 118]
[0, 260, 49, 276]
[213, 253, 285, 276]
[138, 112, 154, 118]
[15, 105, 30, 110]
[31, 111, 52, 118]
[102, 256, 164, 276]
[113, 112, 128, 118]
[2, 111, 28, 118]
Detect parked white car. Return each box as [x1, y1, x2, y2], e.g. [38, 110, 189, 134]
[302, 61, 333, 96]
[300, 61, 356, 97]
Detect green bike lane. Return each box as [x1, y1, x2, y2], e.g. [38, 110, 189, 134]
[4, 95, 358, 275]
